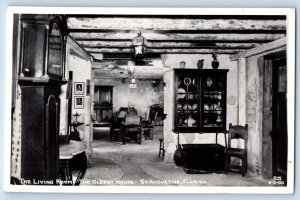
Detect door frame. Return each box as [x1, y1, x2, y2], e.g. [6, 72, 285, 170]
[262, 51, 287, 181]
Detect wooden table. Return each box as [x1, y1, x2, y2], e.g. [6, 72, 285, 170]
[59, 140, 87, 185]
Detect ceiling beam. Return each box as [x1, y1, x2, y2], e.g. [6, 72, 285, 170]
[89, 48, 243, 55]
[67, 17, 286, 32]
[92, 69, 165, 79]
[77, 40, 260, 49]
[66, 15, 286, 20]
[68, 29, 285, 34]
[230, 37, 286, 60]
[69, 32, 285, 42]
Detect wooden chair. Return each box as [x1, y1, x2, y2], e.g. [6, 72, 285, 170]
[158, 138, 165, 158]
[123, 115, 142, 144]
[109, 112, 123, 141]
[142, 110, 158, 140]
[225, 123, 248, 177]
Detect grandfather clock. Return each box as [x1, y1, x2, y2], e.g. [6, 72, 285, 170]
[18, 14, 67, 183]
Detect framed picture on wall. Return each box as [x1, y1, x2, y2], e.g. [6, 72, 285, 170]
[74, 96, 84, 109]
[74, 82, 84, 95]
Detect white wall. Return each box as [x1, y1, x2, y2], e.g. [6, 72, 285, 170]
[68, 54, 92, 150]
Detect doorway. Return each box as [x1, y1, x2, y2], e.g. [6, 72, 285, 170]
[263, 51, 287, 184]
[94, 86, 113, 123]
[272, 56, 287, 184]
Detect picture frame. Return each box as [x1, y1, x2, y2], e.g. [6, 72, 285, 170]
[74, 96, 84, 109]
[74, 82, 84, 95]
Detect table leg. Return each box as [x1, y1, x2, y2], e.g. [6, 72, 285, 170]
[59, 159, 73, 185]
[74, 152, 87, 186]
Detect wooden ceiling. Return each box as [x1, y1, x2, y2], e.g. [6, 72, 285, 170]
[66, 15, 286, 61]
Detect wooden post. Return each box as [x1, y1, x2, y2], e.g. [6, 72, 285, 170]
[262, 59, 273, 179]
[238, 58, 247, 125]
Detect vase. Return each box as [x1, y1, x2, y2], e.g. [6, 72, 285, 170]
[197, 59, 204, 69]
[217, 92, 222, 100]
[216, 102, 222, 114]
[212, 60, 219, 69]
[174, 145, 184, 166]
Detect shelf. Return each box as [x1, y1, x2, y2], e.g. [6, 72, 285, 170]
[177, 99, 198, 102]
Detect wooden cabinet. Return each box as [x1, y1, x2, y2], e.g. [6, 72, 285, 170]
[18, 14, 67, 183]
[21, 86, 61, 182]
[174, 69, 228, 133]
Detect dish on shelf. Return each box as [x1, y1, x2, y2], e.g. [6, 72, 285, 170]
[192, 104, 197, 110]
[183, 104, 192, 111]
[187, 93, 193, 99]
[183, 77, 192, 86]
[177, 104, 182, 110]
[204, 104, 210, 110]
[210, 104, 218, 110]
[184, 116, 196, 127]
[216, 116, 223, 122]
[206, 77, 213, 87]
[192, 78, 197, 86]
[178, 88, 186, 98]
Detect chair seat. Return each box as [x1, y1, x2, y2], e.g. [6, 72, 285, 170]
[126, 128, 141, 133]
[93, 122, 110, 127]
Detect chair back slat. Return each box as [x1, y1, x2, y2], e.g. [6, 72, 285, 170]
[125, 115, 141, 126]
[228, 123, 248, 149]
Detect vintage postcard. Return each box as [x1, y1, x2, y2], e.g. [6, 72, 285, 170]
[4, 7, 295, 193]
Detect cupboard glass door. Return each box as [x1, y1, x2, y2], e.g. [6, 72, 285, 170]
[201, 74, 226, 131]
[176, 73, 199, 132]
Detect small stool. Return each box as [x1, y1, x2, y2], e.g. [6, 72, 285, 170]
[158, 138, 165, 158]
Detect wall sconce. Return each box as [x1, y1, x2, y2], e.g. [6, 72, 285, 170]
[129, 77, 137, 89]
[179, 61, 186, 69]
[132, 31, 147, 58]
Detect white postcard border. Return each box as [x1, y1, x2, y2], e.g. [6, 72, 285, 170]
[3, 6, 295, 194]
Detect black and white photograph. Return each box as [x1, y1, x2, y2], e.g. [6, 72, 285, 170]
[4, 7, 295, 193]
[74, 96, 84, 109]
[74, 82, 84, 95]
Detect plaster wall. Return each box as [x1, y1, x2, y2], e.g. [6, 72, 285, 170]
[68, 55, 92, 146]
[161, 54, 238, 162]
[93, 77, 164, 117]
[243, 54, 265, 176]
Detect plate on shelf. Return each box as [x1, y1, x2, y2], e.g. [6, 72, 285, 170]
[210, 104, 218, 110]
[183, 104, 192, 111]
[204, 104, 210, 110]
[192, 78, 197, 86]
[178, 88, 186, 98]
[192, 104, 197, 110]
[177, 104, 182, 110]
[187, 93, 193, 99]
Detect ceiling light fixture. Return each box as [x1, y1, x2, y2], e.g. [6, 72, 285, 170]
[132, 30, 147, 58]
